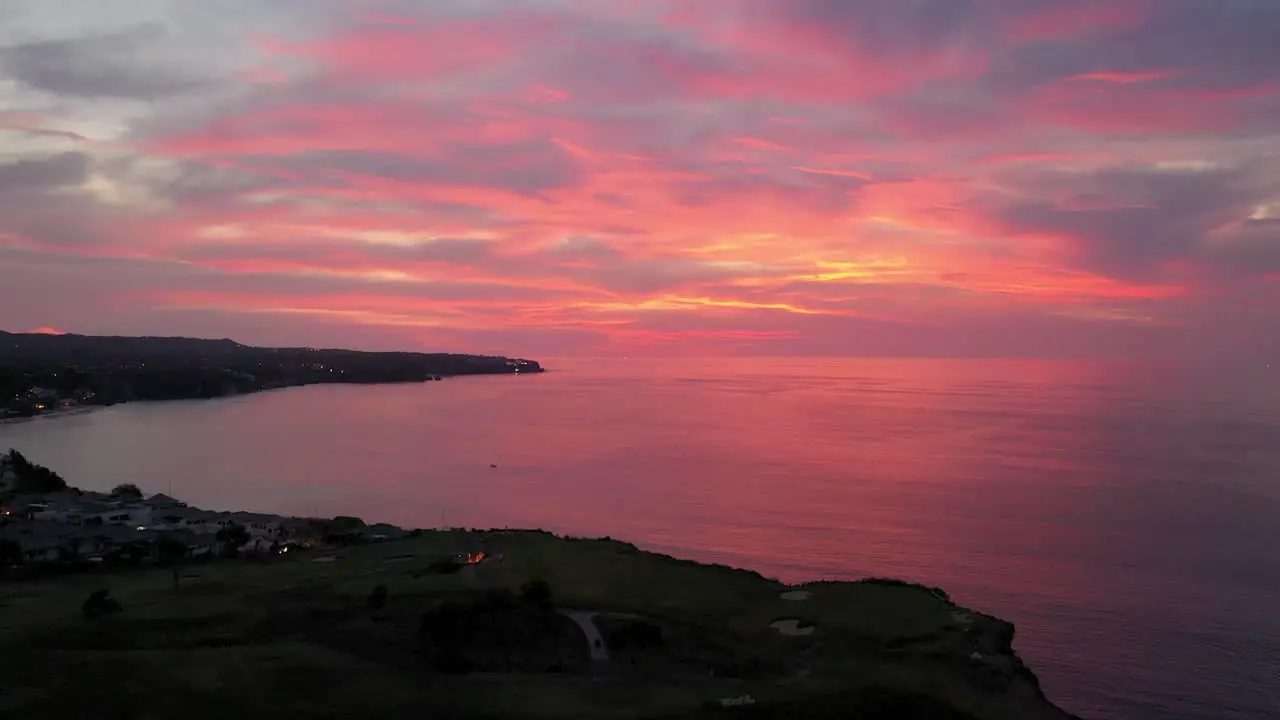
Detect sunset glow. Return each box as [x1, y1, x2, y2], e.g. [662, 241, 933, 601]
[1, 1, 1277, 357]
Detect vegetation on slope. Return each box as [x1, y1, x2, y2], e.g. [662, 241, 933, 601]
[0, 530, 1076, 720]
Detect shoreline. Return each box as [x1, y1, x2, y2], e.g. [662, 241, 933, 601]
[0, 406, 102, 425]
[0, 372, 531, 425]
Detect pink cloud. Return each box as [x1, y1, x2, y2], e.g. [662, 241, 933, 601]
[2, 0, 1276, 358]
[1005, 1, 1150, 43]
[1061, 70, 1178, 85]
[257, 13, 559, 83]
[1024, 79, 1279, 134]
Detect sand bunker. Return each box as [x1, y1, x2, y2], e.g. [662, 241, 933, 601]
[780, 590, 811, 601]
[770, 619, 815, 636]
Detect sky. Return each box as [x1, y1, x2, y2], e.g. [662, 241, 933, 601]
[0, 0, 1277, 359]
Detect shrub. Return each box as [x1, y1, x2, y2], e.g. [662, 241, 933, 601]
[82, 589, 122, 620]
[369, 584, 388, 612]
[519, 579, 553, 611]
[858, 577, 951, 603]
[215, 523, 251, 556]
[0, 538, 22, 571]
[156, 536, 189, 565]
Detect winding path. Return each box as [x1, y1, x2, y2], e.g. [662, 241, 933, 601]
[562, 611, 609, 661]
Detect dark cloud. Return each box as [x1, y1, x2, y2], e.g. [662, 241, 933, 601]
[744, 0, 994, 56]
[993, 165, 1278, 279]
[0, 152, 90, 191]
[234, 142, 584, 196]
[0, 25, 206, 99]
[982, 0, 1280, 104]
[544, 237, 625, 263]
[1210, 218, 1280, 277]
[774, 0, 1280, 139]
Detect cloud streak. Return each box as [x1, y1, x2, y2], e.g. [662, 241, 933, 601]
[0, 0, 1276, 358]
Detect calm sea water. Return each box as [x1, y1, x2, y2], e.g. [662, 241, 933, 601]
[3, 358, 1278, 719]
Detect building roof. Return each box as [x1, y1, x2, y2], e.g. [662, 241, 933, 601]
[151, 506, 200, 522]
[230, 511, 282, 524]
[144, 493, 183, 507]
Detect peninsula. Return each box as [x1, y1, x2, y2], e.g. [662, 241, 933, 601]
[0, 331, 543, 417]
[0, 454, 1080, 719]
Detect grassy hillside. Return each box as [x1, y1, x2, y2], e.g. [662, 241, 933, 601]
[0, 530, 1076, 719]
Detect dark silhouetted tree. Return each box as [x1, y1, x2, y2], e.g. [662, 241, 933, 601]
[0, 538, 22, 573]
[82, 589, 122, 620]
[157, 536, 189, 565]
[6, 450, 68, 494]
[519, 578, 553, 612]
[57, 537, 85, 563]
[216, 523, 251, 556]
[329, 516, 365, 532]
[369, 584, 388, 612]
[110, 483, 143, 499]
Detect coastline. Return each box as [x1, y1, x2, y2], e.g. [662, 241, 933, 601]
[0, 452, 1078, 719]
[1, 330, 544, 419]
[0, 518, 1080, 719]
[1, 457, 1079, 720]
[0, 406, 102, 425]
[0, 368, 549, 424]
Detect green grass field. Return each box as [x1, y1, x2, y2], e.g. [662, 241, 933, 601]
[0, 530, 1073, 719]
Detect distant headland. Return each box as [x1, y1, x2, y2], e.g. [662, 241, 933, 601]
[0, 330, 542, 418]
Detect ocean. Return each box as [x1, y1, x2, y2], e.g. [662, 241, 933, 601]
[2, 357, 1277, 719]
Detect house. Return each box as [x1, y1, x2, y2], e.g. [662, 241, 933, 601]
[154, 529, 216, 559]
[230, 512, 287, 540]
[59, 501, 117, 526]
[143, 493, 186, 510]
[19, 534, 63, 563]
[148, 506, 201, 531]
[11, 491, 92, 522]
[0, 521, 82, 564]
[175, 509, 222, 534]
[84, 503, 152, 528]
[178, 511, 242, 536]
[80, 525, 147, 559]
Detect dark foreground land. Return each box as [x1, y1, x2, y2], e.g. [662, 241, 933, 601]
[0, 529, 1080, 720]
[0, 331, 542, 415]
